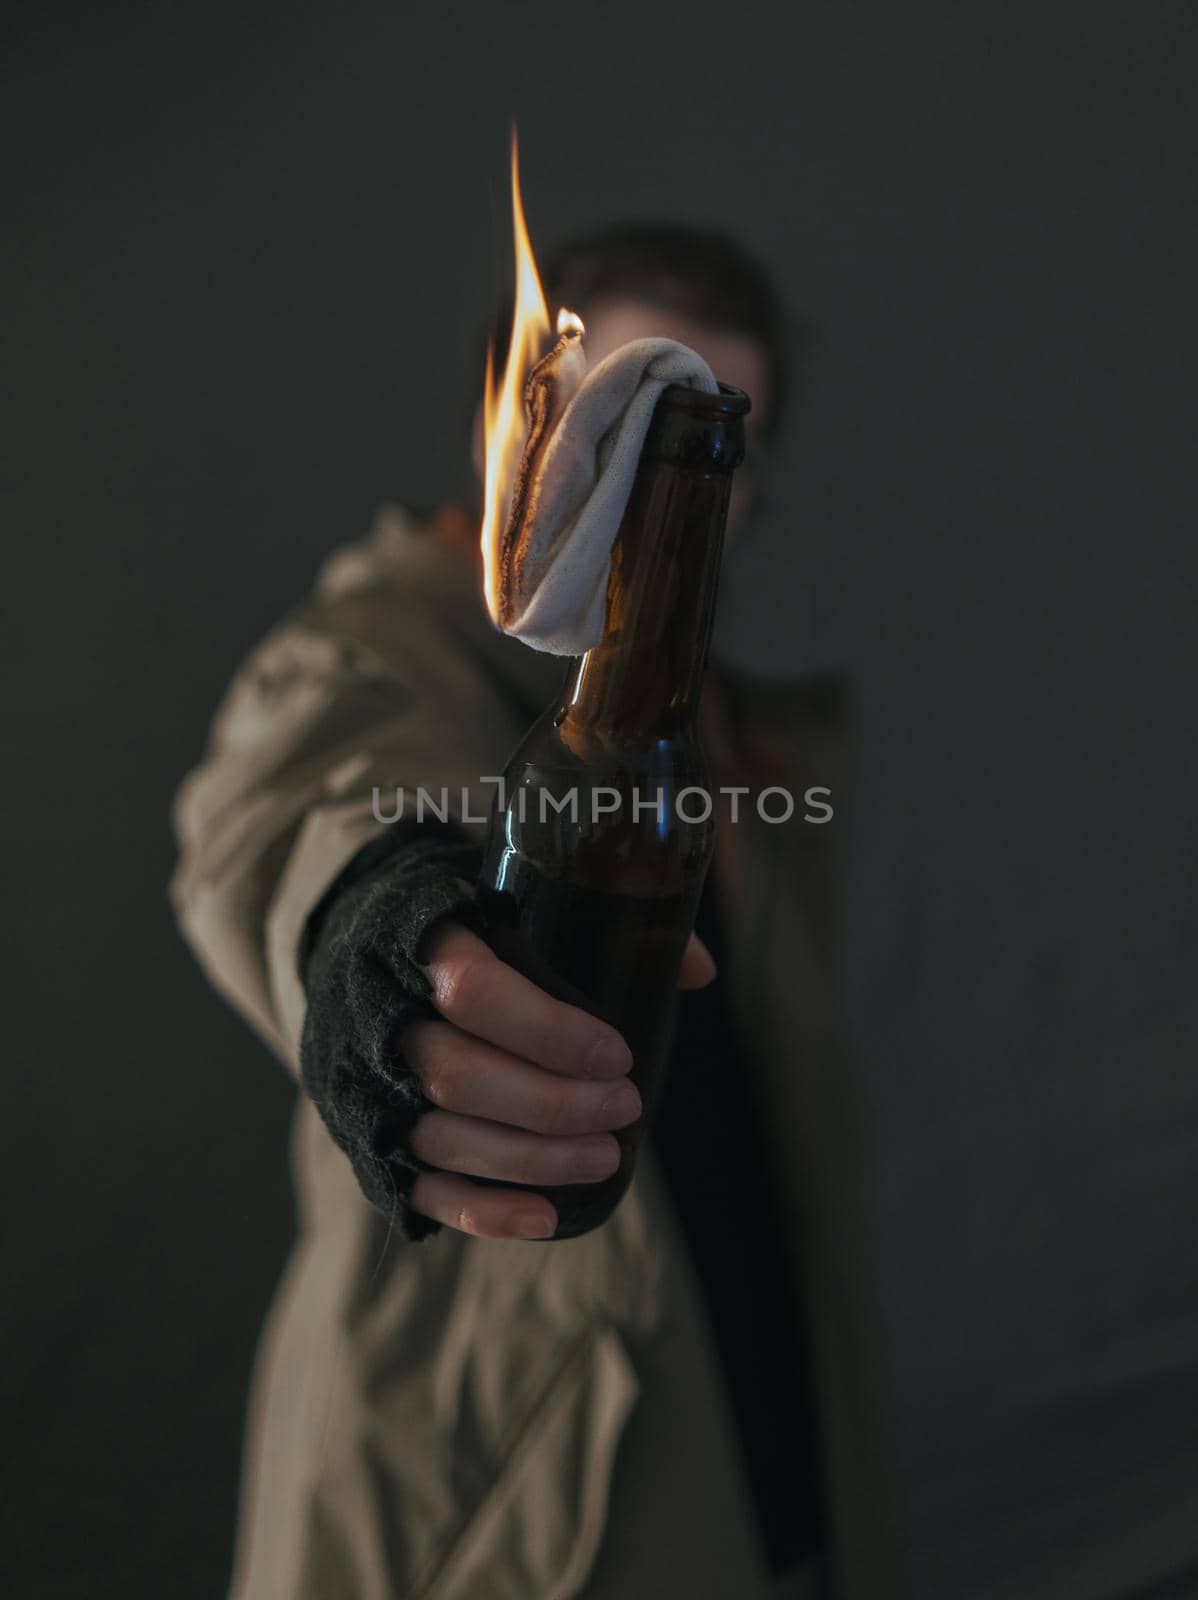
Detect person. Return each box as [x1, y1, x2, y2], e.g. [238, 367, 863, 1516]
[171, 223, 841, 1599]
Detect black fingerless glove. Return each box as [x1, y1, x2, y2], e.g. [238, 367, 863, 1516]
[297, 818, 486, 1242]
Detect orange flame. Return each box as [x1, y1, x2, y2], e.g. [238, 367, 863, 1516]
[480, 131, 553, 621]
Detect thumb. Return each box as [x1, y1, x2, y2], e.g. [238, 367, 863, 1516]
[677, 931, 717, 991]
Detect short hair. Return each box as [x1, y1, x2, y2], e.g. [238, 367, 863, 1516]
[485, 220, 793, 442]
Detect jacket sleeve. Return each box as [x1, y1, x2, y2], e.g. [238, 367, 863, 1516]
[168, 509, 526, 1072]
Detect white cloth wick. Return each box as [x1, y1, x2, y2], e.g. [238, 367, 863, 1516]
[497, 335, 718, 655]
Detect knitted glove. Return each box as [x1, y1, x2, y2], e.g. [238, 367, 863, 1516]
[298, 818, 486, 1242]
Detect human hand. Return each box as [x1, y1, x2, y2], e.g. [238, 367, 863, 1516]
[405, 925, 716, 1239]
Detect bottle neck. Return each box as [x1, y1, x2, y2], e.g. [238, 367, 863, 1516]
[555, 450, 734, 750]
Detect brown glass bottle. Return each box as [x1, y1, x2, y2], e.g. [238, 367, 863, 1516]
[477, 380, 750, 1238]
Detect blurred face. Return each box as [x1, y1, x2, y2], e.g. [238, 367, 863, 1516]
[471, 295, 771, 538]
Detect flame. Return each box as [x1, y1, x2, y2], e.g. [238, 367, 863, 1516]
[480, 131, 552, 620]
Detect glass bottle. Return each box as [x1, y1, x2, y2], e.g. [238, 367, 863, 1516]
[478, 380, 750, 1237]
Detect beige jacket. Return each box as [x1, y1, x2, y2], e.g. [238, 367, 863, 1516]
[170, 505, 858, 1600]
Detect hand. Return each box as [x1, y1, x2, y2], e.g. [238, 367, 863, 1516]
[405, 925, 716, 1240]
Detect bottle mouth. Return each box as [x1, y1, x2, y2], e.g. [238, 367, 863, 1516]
[659, 380, 752, 417]
[643, 381, 749, 469]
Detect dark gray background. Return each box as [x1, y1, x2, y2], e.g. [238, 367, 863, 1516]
[4, 4, 1197, 1597]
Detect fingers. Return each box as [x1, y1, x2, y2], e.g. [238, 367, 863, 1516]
[409, 1109, 621, 1186]
[405, 1020, 642, 1136]
[408, 1169, 559, 1240]
[422, 923, 633, 1080]
[678, 932, 717, 990]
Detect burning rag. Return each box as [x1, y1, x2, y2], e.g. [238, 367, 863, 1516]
[499, 335, 717, 655]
